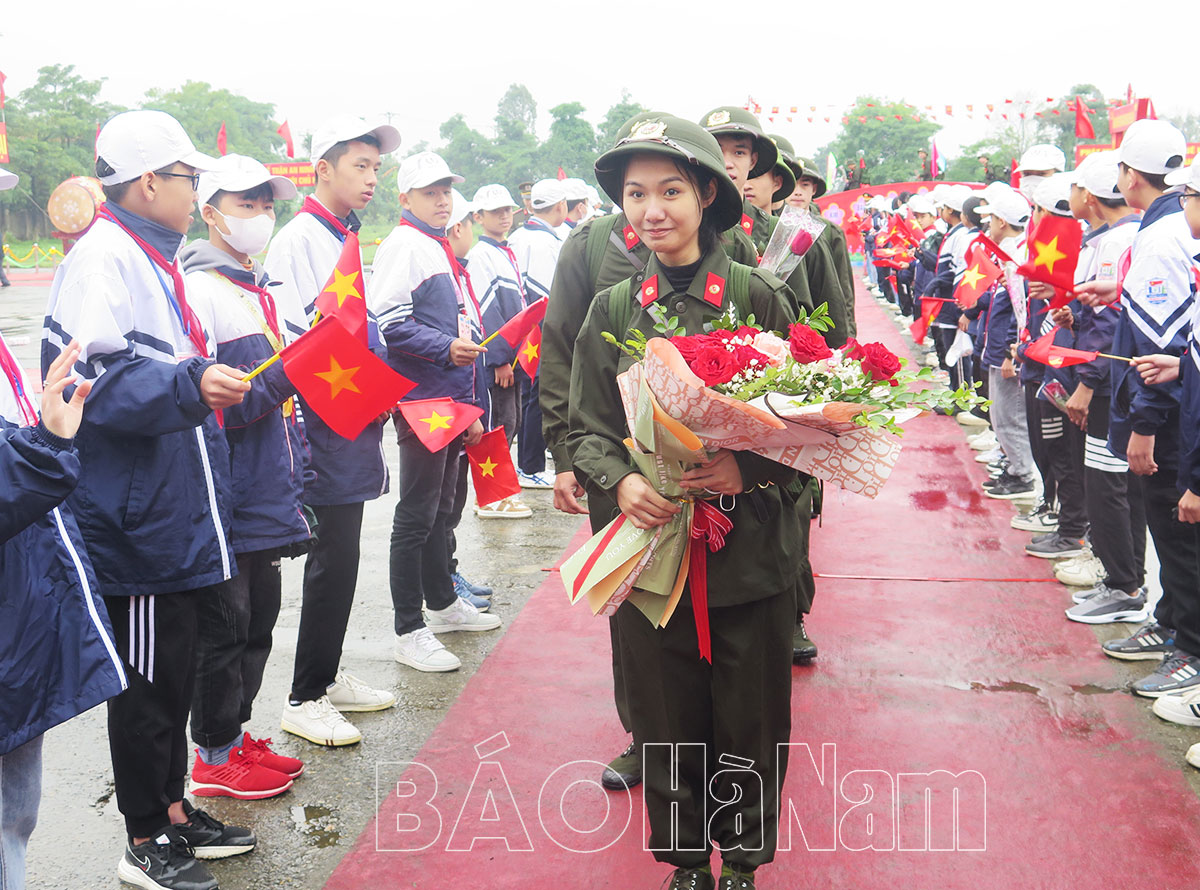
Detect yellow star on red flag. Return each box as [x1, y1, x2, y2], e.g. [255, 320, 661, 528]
[960, 264, 987, 291]
[314, 357, 361, 399]
[323, 268, 362, 308]
[1032, 236, 1067, 274]
[420, 410, 453, 432]
[478, 456, 498, 477]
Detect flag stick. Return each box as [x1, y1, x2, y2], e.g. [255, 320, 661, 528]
[1097, 352, 1133, 362]
[479, 329, 506, 348]
[241, 311, 324, 382]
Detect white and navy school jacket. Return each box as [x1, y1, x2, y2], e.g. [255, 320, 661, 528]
[466, 236, 528, 368]
[930, 223, 969, 328]
[40, 203, 235, 596]
[1109, 194, 1200, 467]
[181, 240, 311, 555]
[506, 217, 563, 301]
[263, 206, 388, 506]
[1075, 215, 1139, 400]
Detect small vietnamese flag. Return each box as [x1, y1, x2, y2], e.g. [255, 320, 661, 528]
[1023, 328, 1101, 368]
[556, 166, 567, 180]
[314, 232, 367, 342]
[954, 243, 1003, 308]
[1074, 96, 1095, 140]
[517, 324, 541, 378]
[397, 398, 484, 453]
[1017, 214, 1081, 294]
[217, 121, 228, 156]
[279, 316, 415, 439]
[466, 427, 522, 506]
[486, 295, 548, 348]
[277, 120, 295, 159]
[909, 297, 947, 344]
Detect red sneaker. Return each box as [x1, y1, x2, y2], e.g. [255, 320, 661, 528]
[240, 732, 305, 779]
[191, 744, 294, 800]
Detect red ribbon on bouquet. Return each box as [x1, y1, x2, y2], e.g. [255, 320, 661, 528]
[689, 500, 733, 663]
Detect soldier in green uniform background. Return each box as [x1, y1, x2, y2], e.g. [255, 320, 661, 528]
[697, 105, 778, 254]
[540, 113, 761, 793]
[568, 113, 800, 890]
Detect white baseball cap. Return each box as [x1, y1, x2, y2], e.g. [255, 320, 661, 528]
[95, 110, 218, 186]
[907, 194, 935, 215]
[561, 178, 590, 201]
[1034, 172, 1075, 217]
[1016, 143, 1066, 174]
[309, 115, 401, 168]
[396, 151, 464, 193]
[1079, 150, 1122, 201]
[1166, 158, 1200, 192]
[530, 179, 568, 210]
[447, 189, 474, 228]
[472, 183, 520, 211]
[942, 185, 972, 213]
[928, 183, 952, 208]
[0, 167, 16, 191]
[985, 189, 1032, 227]
[198, 154, 298, 207]
[1116, 119, 1186, 176]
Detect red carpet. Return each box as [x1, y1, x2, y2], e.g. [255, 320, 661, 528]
[325, 279, 1200, 888]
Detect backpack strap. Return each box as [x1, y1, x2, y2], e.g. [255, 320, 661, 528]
[607, 277, 635, 341]
[586, 213, 621, 288]
[727, 261, 755, 323]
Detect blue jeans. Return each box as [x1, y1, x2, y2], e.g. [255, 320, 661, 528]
[864, 253, 878, 286]
[0, 735, 42, 890]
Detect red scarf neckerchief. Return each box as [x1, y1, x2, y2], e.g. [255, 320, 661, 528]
[97, 206, 208, 359]
[215, 270, 281, 341]
[297, 195, 352, 238]
[0, 334, 38, 426]
[399, 218, 484, 334]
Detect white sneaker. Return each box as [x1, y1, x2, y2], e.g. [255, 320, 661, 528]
[975, 446, 1003, 464]
[326, 669, 396, 712]
[957, 411, 988, 427]
[394, 627, 462, 672]
[476, 496, 533, 519]
[1187, 742, 1200, 770]
[424, 596, 502, 633]
[1054, 553, 1105, 587]
[969, 432, 998, 452]
[281, 695, 362, 747]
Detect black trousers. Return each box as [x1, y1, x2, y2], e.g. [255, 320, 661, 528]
[1024, 382, 1054, 505]
[191, 550, 282, 748]
[105, 590, 203, 838]
[290, 501, 364, 702]
[517, 368, 545, 475]
[1143, 466, 1200, 656]
[588, 495, 632, 737]
[488, 379, 520, 447]
[1041, 408, 1087, 538]
[617, 588, 795, 870]
[793, 481, 817, 618]
[391, 421, 460, 636]
[1084, 395, 1147, 593]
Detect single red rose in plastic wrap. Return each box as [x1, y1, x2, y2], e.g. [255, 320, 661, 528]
[731, 343, 772, 373]
[689, 343, 740, 386]
[842, 337, 865, 361]
[859, 342, 901, 384]
[788, 323, 833, 364]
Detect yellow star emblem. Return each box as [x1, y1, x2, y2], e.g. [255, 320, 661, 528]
[314, 357, 361, 399]
[521, 340, 539, 362]
[1032, 236, 1067, 274]
[478, 456, 498, 477]
[420, 410, 452, 432]
[323, 268, 362, 308]
[960, 264, 987, 291]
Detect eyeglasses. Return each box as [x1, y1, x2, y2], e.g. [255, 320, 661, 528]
[156, 170, 200, 191]
[1180, 191, 1200, 208]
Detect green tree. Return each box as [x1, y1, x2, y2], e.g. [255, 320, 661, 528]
[541, 102, 597, 184]
[1034, 84, 1113, 162]
[597, 90, 647, 148]
[495, 83, 536, 141]
[944, 134, 1023, 183]
[819, 97, 940, 185]
[437, 113, 498, 192]
[143, 81, 285, 160]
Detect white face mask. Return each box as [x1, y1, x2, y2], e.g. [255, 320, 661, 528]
[214, 209, 275, 256]
[1018, 174, 1047, 202]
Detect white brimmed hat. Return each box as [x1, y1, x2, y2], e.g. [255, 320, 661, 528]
[396, 151, 464, 193]
[1079, 150, 1122, 201]
[907, 194, 935, 215]
[96, 110, 218, 186]
[447, 189, 474, 228]
[530, 179, 568, 210]
[1166, 158, 1200, 192]
[198, 154, 298, 206]
[561, 178, 590, 201]
[0, 167, 16, 191]
[985, 189, 1032, 227]
[1116, 119, 1186, 176]
[309, 115, 401, 168]
[1016, 143, 1066, 174]
[1034, 172, 1075, 217]
[472, 183, 520, 211]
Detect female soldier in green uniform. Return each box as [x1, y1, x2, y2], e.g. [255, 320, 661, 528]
[567, 114, 800, 890]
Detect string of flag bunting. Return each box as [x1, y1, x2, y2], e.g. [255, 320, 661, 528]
[743, 94, 1129, 125]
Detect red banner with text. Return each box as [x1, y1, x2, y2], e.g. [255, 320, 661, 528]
[266, 161, 315, 188]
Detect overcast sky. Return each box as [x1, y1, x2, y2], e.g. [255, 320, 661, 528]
[1, 0, 1194, 162]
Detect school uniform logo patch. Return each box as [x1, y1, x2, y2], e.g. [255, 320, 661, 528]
[1146, 278, 1168, 305]
[1097, 261, 1116, 281]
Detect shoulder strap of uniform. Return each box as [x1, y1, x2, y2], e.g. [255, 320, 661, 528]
[727, 262, 755, 322]
[586, 214, 621, 287]
[607, 277, 635, 341]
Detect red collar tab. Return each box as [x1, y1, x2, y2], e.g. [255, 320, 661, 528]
[623, 224, 640, 248]
[703, 273, 726, 308]
[740, 213, 754, 235]
[640, 275, 660, 308]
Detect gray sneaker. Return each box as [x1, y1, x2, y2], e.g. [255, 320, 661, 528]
[1072, 583, 1146, 605]
[1132, 651, 1200, 698]
[1064, 587, 1148, 624]
[1102, 623, 1176, 661]
[1026, 533, 1086, 559]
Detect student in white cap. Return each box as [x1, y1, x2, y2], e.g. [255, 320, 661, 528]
[507, 178, 566, 489]
[1015, 143, 1067, 201]
[42, 108, 253, 890]
[557, 178, 592, 237]
[467, 184, 535, 519]
[173, 155, 311, 800]
[0, 166, 126, 890]
[929, 184, 972, 393]
[369, 151, 500, 675]
[264, 115, 401, 750]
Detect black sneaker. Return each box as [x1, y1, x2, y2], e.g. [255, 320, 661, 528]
[718, 864, 757, 890]
[116, 826, 217, 890]
[792, 617, 817, 663]
[1025, 533, 1085, 559]
[1011, 502, 1058, 533]
[600, 740, 641, 791]
[984, 474, 1036, 500]
[668, 867, 716, 890]
[1102, 623, 1176, 661]
[177, 800, 256, 859]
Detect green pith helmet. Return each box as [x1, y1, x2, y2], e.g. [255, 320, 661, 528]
[594, 113, 743, 233]
[766, 135, 797, 203]
[770, 133, 827, 198]
[699, 105, 778, 179]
